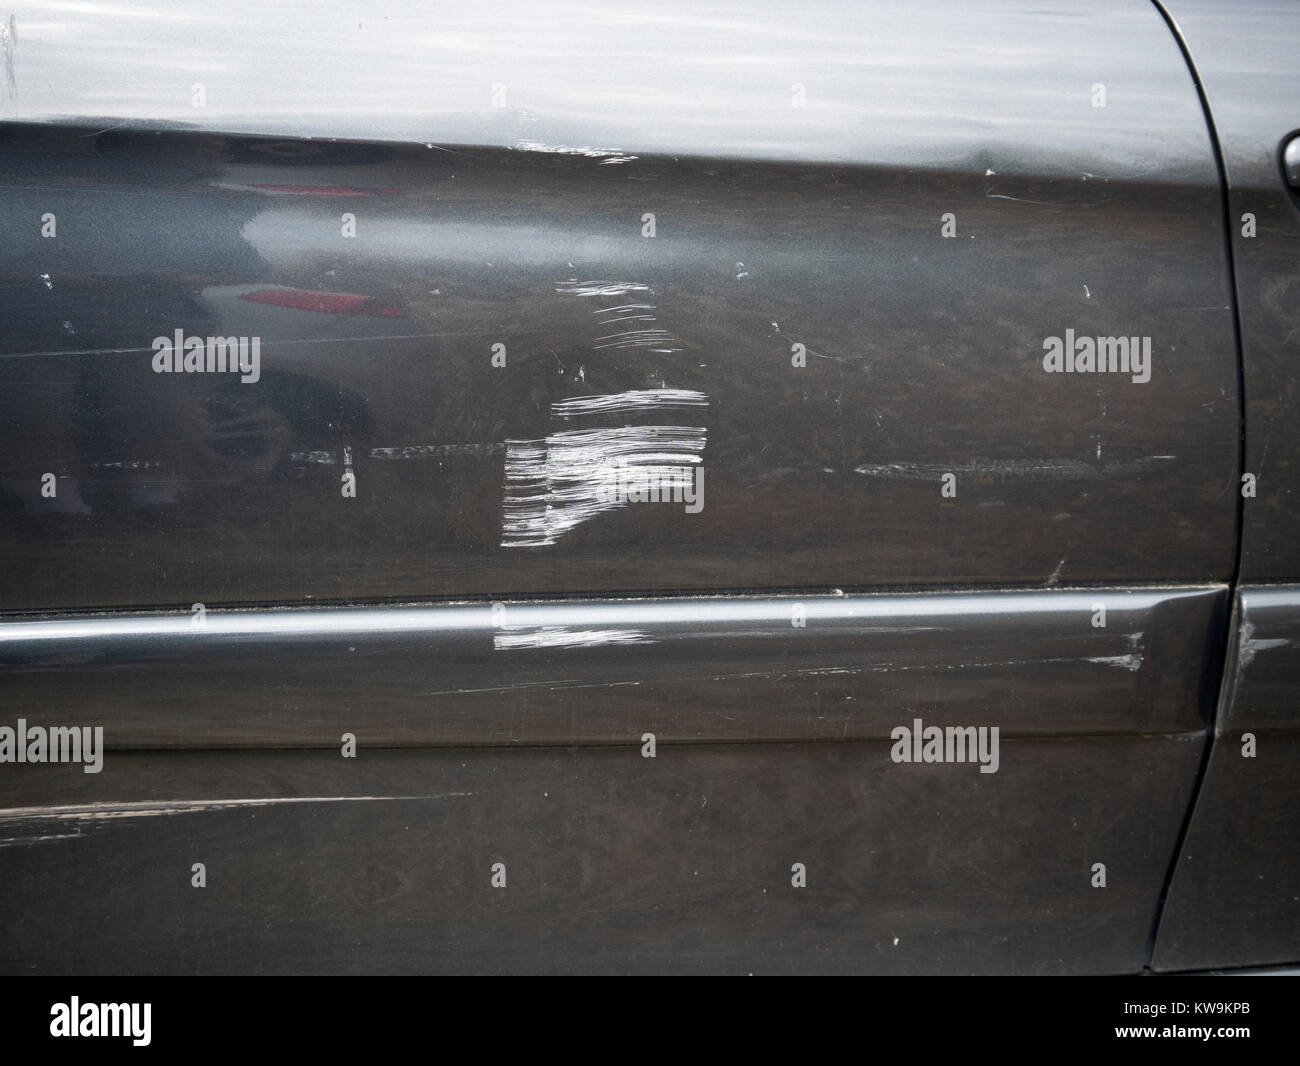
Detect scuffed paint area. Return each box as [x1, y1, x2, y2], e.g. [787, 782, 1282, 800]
[854, 456, 1177, 482]
[501, 423, 706, 547]
[493, 625, 651, 651]
[514, 141, 637, 165]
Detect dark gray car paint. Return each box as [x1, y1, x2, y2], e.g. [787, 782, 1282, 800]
[0, 586, 1227, 747]
[0, 0, 1238, 607]
[1154, 585, 1300, 971]
[1146, 0, 1300, 972]
[1160, 0, 1300, 581]
[0, 739, 1204, 975]
[0, 0, 1282, 974]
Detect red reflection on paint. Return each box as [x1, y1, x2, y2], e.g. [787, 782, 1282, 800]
[240, 288, 405, 316]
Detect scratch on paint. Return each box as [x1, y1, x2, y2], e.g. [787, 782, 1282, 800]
[593, 329, 680, 351]
[288, 443, 505, 465]
[986, 193, 1056, 205]
[1238, 622, 1290, 669]
[426, 637, 1149, 694]
[514, 141, 637, 165]
[593, 305, 657, 325]
[0, 794, 473, 847]
[1084, 653, 1142, 671]
[769, 321, 842, 362]
[1086, 631, 1144, 671]
[854, 456, 1177, 482]
[502, 423, 706, 547]
[494, 285, 707, 545]
[368, 442, 503, 460]
[556, 280, 652, 298]
[552, 389, 707, 418]
[502, 383, 708, 547]
[493, 626, 651, 651]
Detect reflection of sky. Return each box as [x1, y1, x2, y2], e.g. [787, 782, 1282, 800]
[1155, 1, 1300, 185]
[3, 0, 1216, 180]
[242, 212, 673, 269]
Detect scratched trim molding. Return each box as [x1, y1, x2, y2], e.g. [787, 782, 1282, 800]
[1219, 585, 1300, 734]
[0, 586, 1227, 748]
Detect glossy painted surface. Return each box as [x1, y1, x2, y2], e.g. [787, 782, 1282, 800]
[1146, 0, 1300, 970]
[1154, 585, 1300, 971]
[1162, 0, 1300, 580]
[0, 586, 1227, 746]
[0, 114, 1236, 609]
[0, 740, 1203, 974]
[0, 0, 1234, 179]
[0, 0, 1272, 975]
[1218, 585, 1300, 733]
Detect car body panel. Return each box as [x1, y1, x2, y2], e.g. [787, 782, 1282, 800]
[0, 739, 1204, 975]
[0, 0, 1282, 975]
[0, 0, 1238, 605]
[1154, 586, 1300, 971]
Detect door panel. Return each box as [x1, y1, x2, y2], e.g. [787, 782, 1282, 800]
[1160, 0, 1300, 582]
[1154, 587, 1300, 971]
[0, 740, 1204, 975]
[0, 0, 1251, 974]
[1148, 0, 1300, 971]
[0, 0, 1237, 607]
